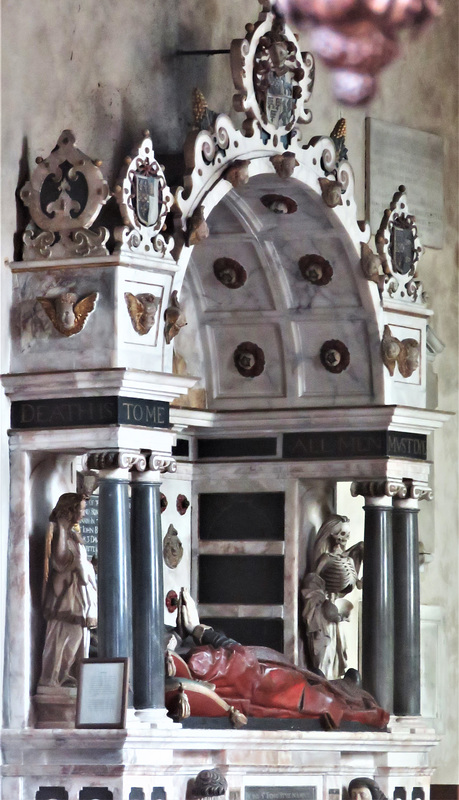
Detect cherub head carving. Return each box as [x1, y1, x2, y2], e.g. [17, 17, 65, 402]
[37, 291, 98, 337]
[125, 292, 159, 336]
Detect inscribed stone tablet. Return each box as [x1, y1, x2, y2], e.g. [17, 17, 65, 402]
[80, 494, 99, 559]
[246, 788, 316, 800]
[366, 118, 444, 249]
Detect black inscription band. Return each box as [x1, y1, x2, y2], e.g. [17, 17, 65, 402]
[11, 395, 170, 430]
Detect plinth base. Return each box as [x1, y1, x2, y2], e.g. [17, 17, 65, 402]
[33, 686, 77, 729]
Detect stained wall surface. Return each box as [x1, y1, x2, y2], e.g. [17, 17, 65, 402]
[1, 0, 458, 782]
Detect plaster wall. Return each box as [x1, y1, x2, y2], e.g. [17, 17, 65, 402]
[1, 0, 458, 783]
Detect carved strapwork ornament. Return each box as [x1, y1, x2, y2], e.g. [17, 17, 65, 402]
[231, 7, 314, 140]
[20, 130, 109, 260]
[114, 131, 173, 256]
[376, 185, 424, 304]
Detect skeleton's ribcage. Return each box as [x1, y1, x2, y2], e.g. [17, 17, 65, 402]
[320, 555, 358, 595]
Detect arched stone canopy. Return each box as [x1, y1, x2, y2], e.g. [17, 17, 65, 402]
[176, 168, 385, 410]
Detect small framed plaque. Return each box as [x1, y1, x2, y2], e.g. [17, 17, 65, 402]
[76, 658, 129, 729]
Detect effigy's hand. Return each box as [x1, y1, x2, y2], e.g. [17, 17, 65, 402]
[180, 588, 201, 635]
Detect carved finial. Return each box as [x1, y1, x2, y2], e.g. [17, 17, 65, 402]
[361, 242, 382, 283]
[192, 88, 218, 131]
[187, 204, 209, 245]
[223, 159, 251, 188]
[164, 291, 187, 344]
[270, 152, 299, 178]
[318, 177, 343, 208]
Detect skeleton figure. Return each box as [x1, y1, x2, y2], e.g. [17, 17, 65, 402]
[301, 514, 363, 679]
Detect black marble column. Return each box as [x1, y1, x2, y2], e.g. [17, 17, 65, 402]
[130, 473, 164, 711]
[392, 498, 421, 716]
[97, 470, 132, 661]
[361, 500, 394, 712]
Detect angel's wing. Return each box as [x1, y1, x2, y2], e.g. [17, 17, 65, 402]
[124, 292, 144, 332]
[37, 297, 57, 326]
[73, 292, 98, 333]
[344, 541, 364, 576]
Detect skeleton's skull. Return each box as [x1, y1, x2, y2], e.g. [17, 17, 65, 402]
[330, 523, 350, 548]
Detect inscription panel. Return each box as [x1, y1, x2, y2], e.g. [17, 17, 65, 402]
[283, 430, 427, 461]
[11, 395, 170, 430]
[246, 788, 317, 800]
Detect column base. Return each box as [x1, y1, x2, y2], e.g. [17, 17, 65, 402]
[131, 707, 179, 728]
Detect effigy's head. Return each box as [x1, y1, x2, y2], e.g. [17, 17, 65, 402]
[348, 778, 388, 800]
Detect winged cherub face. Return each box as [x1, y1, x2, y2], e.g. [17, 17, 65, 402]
[55, 292, 78, 330]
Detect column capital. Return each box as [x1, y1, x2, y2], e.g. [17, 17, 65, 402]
[130, 452, 177, 474]
[84, 449, 146, 473]
[351, 479, 407, 502]
[404, 479, 433, 502]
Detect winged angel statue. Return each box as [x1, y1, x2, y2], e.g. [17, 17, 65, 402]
[37, 291, 98, 337]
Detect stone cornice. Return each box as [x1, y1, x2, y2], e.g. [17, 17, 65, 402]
[170, 405, 452, 437]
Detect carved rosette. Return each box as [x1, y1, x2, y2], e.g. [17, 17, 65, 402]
[231, 8, 314, 139]
[114, 131, 173, 256]
[376, 186, 424, 305]
[20, 129, 109, 260]
[213, 258, 248, 289]
[234, 341, 265, 377]
[320, 339, 350, 373]
[260, 194, 297, 214]
[298, 254, 333, 285]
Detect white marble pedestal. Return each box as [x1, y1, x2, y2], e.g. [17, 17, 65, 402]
[1, 721, 439, 800]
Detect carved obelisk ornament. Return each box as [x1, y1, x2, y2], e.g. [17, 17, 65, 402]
[37, 292, 98, 337]
[20, 130, 109, 259]
[114, 131, 173, 256]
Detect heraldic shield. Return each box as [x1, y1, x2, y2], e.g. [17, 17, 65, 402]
[135, 173, 160, 227]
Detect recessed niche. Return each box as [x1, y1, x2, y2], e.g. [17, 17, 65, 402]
[213, 257, 247, 289]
